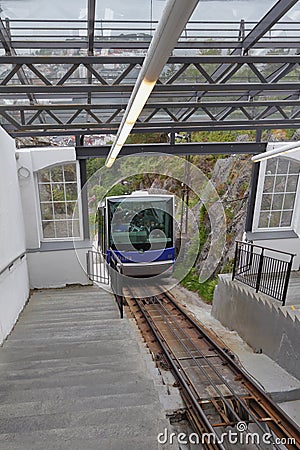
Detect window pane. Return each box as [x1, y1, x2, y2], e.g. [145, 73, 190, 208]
[286, 175, 298, 192]
[277, 159, 289, 174]
[64, 164, 77, 182]
[55, 221, 68, 238]
[50, 166, 63, 182]
[38, 169, 50, 183]
[258, 212, 269, 228]
[272, 194, 284, 210]
[54, 202, 66, 219]
[258, 157, 299, 230]
[69, 220, 80, 237]
[269, 211, 281, 228]
[67, 202, 78, 219]
[261, 194, 272, 210]
[39, 184, 51, 201]
[42, 221, 55, 238]
[266, 159, 277, 175]
[274, 175, 286, 192]
[280, 211, 293, 227]
[284, 193, 296, 210]
[263, 176, 274, 193]
[65, 183, 77, 200]
[38, 163, 80, 239]
[289, 160, 300, 174]
[51, 183, 65, 201]
[41, 203, 53, 220]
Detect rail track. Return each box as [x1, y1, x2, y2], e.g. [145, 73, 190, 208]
[123, 286, 300, 450]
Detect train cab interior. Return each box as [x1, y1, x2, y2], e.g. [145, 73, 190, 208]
[108, 197, 173, 252]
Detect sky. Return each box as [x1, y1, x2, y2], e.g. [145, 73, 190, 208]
[1, 0, 296, 23]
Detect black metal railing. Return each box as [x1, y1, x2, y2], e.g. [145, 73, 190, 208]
[0, 252, 26, 277]
[86, 250, 109, 285]
[109, 250, 124, 318]
[87, 249, 124, 317]
[232, 241, 295, 305]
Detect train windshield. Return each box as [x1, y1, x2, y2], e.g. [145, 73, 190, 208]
[107, 197, 173, 251]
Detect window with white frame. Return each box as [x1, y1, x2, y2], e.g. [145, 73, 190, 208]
[37, 163, 81, 239]
[257, 157, 300, 229]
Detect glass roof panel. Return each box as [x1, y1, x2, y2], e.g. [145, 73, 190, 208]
[0, 0, 299, 144]
[0, 0, 282, 22]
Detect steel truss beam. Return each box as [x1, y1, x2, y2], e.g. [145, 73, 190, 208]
[0, 18, 44, 123]
[0, 54, 299, 135]
[0, 6, 299, 139]
[75, 142, 267, 158]
[6, 118, 299, 138]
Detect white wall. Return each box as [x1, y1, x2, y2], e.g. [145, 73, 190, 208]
[248, 144, 300, 270]
[0, 128, 29, 344]
[27, 248, 89, 288]
[17, 147, 91, 288]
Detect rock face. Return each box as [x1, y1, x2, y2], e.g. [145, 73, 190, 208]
[149, 152, 253, 277]
[196, 154, 253, 276]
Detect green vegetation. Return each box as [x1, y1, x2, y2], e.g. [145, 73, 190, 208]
[180, 269, 218, 303]
[180, 204, 215, 303]
[183, 204, 209, 269]
[180, 259, 234, 303]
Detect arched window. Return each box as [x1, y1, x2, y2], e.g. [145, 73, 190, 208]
[256, 157, 300, 230]
[37, 163, 81, 239]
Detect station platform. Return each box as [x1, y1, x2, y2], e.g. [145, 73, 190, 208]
[0, 286, 175, 450]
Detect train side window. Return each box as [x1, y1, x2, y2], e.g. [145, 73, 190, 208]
[97, 207, 106, 254]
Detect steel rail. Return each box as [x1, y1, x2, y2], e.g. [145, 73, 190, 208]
[150, 293, 284, 449]
[127, 289, 226, 450]
[125, 286, 300, 448]
[162, 291, 300, 447]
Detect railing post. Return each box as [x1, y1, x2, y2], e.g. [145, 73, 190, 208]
[282, 255, 294, 306]
[86, 251, 90, 281]
[255, 248, 264, 293]
[232, 241, 239, 281]
[110, 252, 124, 319]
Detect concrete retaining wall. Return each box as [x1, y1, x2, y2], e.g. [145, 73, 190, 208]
[212, 274, 300, 379]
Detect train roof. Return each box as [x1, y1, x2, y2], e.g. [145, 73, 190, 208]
[97, 191, 174, 209]
[106, 191, 174, 201]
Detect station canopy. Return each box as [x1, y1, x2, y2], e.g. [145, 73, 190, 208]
[0, 0, 299, 149]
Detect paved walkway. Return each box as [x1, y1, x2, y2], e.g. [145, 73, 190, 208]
[0, 286, 170, 450]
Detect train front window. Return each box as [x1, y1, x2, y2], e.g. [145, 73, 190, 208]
[108, 198, 173, 251]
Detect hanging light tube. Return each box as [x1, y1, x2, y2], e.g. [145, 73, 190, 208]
[105, 0, 200, 168]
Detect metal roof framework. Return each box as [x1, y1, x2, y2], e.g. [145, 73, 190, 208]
[0, 0, 299, 151]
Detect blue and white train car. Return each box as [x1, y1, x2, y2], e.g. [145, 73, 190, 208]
[97, 191, 175, 277]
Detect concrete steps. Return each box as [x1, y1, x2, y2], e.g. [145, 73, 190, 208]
[0, 286, 173, 449]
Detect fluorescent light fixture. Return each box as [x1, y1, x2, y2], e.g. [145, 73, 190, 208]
[106, 80, 155, 167]
[105, 0, 200, 168]
[126, 80, 156, 125]
[252, 141, 300, 163]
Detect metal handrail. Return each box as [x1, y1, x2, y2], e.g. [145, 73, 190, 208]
[0, 252, 26, 277]
[235, 240, 296, 257]
[110, 248, 123, 267]
[232, 241, 295, 306]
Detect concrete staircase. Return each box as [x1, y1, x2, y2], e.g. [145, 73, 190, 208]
[0, 286, 172, 450]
